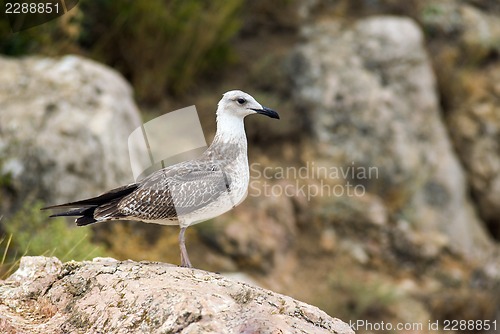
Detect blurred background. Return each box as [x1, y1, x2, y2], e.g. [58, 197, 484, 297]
[1, 0, 499, 333]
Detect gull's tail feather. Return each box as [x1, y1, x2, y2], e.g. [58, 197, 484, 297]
[48, 206, 98, 226]
[42, 183, 139, 226]
[42, 183, 139, 210]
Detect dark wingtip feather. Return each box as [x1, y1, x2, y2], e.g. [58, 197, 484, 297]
[47, 206, 98, 226]
[42, 183, 139, 211]
[75, 215, 97, 226]
[43, 183, 138, 226]
[42, 203, 94, 210]
[48, 207, 95, 218]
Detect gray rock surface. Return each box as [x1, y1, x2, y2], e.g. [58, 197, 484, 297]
[288, 16, 493, 260]
[0, 256, 354, 334]
[199, 189, 298, 274]
[0, 55, 141, 213]
[422, 1, 500, 57]
[421, 1, 500, 239]
[447, 66, 500, 238]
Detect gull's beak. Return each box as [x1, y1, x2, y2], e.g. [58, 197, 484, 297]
[251, 106, 280, 119]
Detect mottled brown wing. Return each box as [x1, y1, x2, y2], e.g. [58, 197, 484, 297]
[100, 161, 231, 221]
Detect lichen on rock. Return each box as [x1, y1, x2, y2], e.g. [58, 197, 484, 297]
[0, 256, 354, 334]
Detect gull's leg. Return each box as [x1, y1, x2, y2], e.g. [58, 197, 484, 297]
[179, 227, 192, 268]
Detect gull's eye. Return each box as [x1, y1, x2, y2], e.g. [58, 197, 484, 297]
[237, 98, 246, 105]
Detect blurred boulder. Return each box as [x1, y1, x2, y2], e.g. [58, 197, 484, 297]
[288, 16, 493, 260]
[421, 1, 500, 61]
[446, 67, 500, 239]
[0, 55, 141, 214]
[0, 256, 354, 334]
[420, 1, 500, 239]
[198, 185, 298, 274]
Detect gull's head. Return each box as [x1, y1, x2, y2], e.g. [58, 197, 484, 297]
[217, 90, 279, 120]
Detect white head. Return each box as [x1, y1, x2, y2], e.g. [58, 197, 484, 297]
[212, 90, 279, 143]
[217, 90, 279, 120]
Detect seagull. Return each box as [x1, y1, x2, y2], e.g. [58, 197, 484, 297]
[42, 90, 279, 268]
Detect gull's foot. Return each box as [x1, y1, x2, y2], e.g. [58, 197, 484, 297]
[179, 248, 193, 268]
[180, 259, 193, 268]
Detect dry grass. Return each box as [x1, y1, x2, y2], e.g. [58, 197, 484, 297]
[79, 0, 243, 102]
[0, 202, 107, 280]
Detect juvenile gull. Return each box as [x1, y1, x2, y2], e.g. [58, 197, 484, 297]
[42, 90, 279, 268]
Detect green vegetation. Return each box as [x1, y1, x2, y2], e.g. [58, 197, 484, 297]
[327, 272, 401, 320]
[0, 5, 80, 56]
[0, 201, 106, 279]
[79, 0, 243, 101]
[0, 162, 12, 189]
[1, 0, 244, 102]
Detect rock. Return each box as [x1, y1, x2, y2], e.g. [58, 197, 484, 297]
[0, 55, 141, 214]
[197, 191, 297, 274]
[446, 67, 500, 238]
[420, 1, 500, 239]
[288, 16, 494, 260]
[320, 194, 389, 228]
[421, 2, 500, 61]
[0, 256, 354, 334]
[319, 227, 338, 253]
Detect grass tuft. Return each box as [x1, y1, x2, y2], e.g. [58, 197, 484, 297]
[0, 201, 107, 279]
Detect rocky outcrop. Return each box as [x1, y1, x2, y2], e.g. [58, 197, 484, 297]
[0, 55, 141, 214]
[446, 66, 500, 238]
[0, 256, 354, 334]
[197, 189, 298, 274]
[421, 0, 500, 239]
[288, 16, 494, 260]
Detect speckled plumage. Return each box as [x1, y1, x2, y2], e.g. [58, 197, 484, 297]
[112, 141, 246, 226]
[43, 90, 279, 267]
